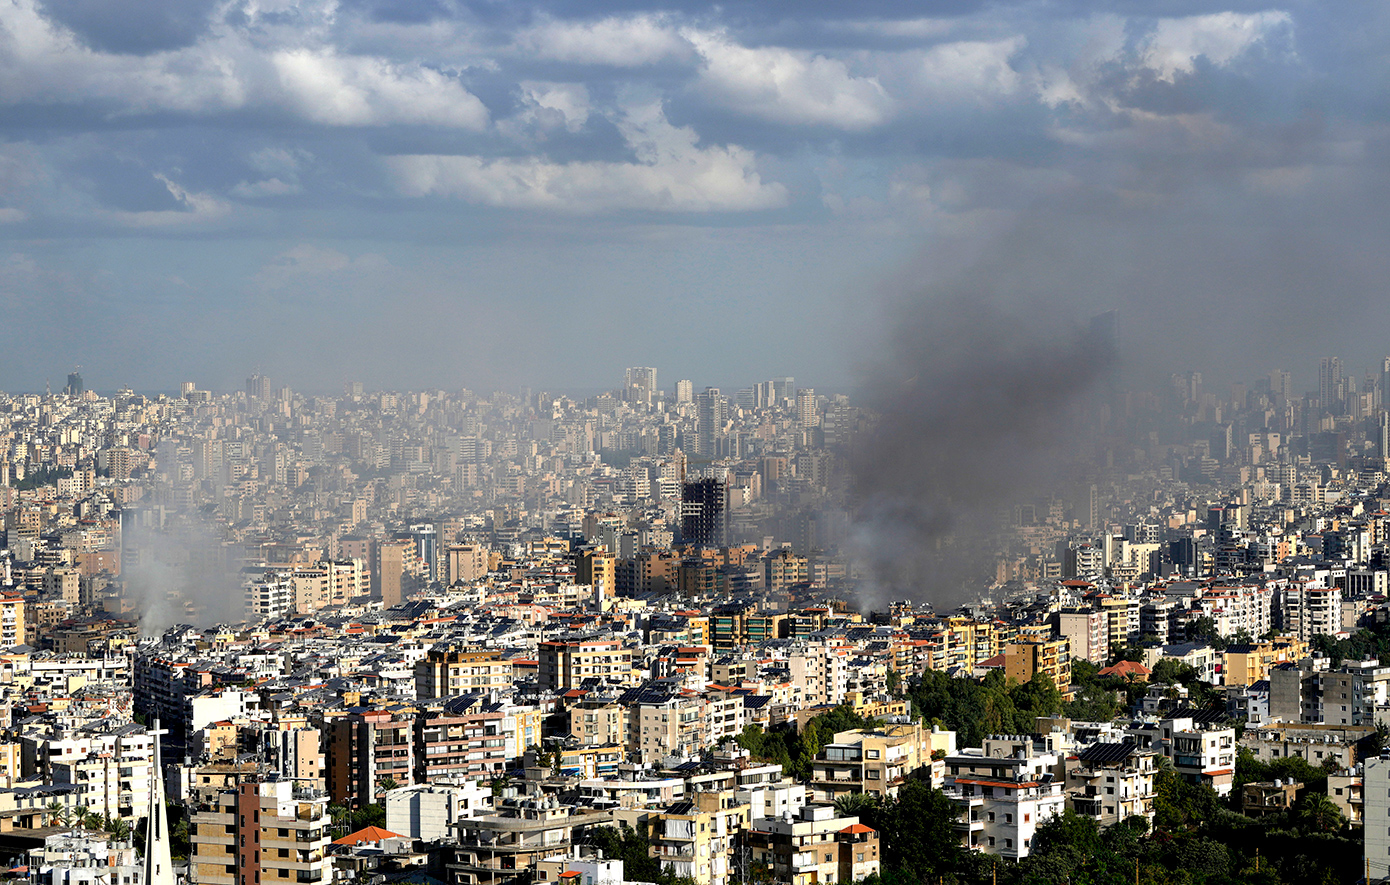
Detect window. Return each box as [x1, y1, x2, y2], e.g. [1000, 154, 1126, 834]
[1024, 814, 1030, 823]
[1005, 839, 1013, 848]
[866, 750, 880, 759]
[1005, 814, 1012, 824]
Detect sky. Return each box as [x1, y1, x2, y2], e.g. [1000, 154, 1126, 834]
[1, 0, 1389, 395]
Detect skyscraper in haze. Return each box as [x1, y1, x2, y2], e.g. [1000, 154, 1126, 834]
[65, 371, 83, 397]
[1320, 357, 1344, 414]
[696, 388, 727, 456]
[796, 388, 818, 428]
[681, 477, 726, 547]
[247, 373, 271, 400]
[676, 379, 693, 404]
[625, 367, 657, 403]
[772, 377, 795, 406]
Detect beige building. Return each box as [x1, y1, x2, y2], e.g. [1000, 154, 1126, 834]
[649, 791, 751, 885]
[414, 649, 514, 700]
[190, 777, 332, 885]
[810, 723, 943, 803]
[745, 804, 880, 885]
[1005, 638, 1072, 700]
[538, 639, 634, 692]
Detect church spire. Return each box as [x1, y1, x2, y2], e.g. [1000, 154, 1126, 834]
[143, 719, 175, 885]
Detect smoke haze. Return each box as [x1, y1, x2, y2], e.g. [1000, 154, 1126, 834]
[122, 516, 246, 636]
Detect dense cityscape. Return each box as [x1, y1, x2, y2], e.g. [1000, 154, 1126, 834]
[0, 359, 1381, 883]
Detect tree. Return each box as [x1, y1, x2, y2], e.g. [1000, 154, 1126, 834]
[833, 792, 879, 819]
[1298, 792, 1344, 833]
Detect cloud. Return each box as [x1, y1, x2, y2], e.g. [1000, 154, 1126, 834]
[688, 31, 896, 130]
[269, 49, 490, 128]
[520, 81, 591, 132]
[100, 174, 232, 227]
[37, 0, 221, 55]
[0, 0, 491, 130]
[1138, 11, 1294, 82]
[518, 14, 693, 66]
[386, 101, 788, 212]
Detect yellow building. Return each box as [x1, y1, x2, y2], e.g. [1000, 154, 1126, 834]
[576, 548, 617, 597]
[1224, 636, 1309, 687]
[1004, 638, 1073, 700]
[413, 649, 514, 699]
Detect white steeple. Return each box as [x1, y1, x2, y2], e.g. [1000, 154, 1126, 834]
[143, 719, 175, 885]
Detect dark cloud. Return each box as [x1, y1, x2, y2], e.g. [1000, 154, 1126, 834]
[38, 0, 221, 54]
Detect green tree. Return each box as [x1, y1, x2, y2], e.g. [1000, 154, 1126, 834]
[1298, 792, 1344, 833]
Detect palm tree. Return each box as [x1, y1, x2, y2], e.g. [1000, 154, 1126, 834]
[44, 801, 64, 828]
[833, 792, 879, 819]
[1298, 793, 1344, 833]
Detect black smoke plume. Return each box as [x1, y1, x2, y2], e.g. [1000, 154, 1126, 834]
[848, 293, 1117, 609]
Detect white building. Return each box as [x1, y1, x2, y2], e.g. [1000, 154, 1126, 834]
[940, 736, 1066, 861]
[386, 781, 493, 842]
[1364, 756, 1390, 881]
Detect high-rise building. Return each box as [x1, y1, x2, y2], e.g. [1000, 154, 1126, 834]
[796, 388, 818, 428]
[410, 524, 438, 583]
[1320, 356, 1345, 414]
[65, 372, 84, 397]
[624, 367, 657, 403]
[675, 379, 694, 404]
[246, 373, 271, 400]
[373, 540, 411, 607]
[189, 776, 332, 885]
[682, 477, 726, 547]
[696, 388, 727, 456]
[771, 377, 795, 406]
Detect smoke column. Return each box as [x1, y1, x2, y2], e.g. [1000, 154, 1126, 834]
[122, 515, 247, 636]
[848, 292, 1117, 609]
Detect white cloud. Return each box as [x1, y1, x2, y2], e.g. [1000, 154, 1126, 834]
[909, 38, 1026, 99]
[0, 0, 490, 129]
[518, 15, 692, 66]
[230, 177, 301, 198]
[387, 101, 787, 213]
[1139, 11, 1293, 82]
[269, 49, 489, 128]
[520, 82, 591, 132]
[688, 31, 895, 130]
[100, 174, 232, 228]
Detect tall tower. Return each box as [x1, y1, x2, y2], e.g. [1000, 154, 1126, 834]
[624, 367, 658, 404]
[1320, 357, 1344, 414]
[796, 388, 818, 428]
[144, 719, 174, 885]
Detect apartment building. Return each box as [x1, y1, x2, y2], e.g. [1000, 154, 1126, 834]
[414, 649, 515, 700]
[940, 736, 1066, 861]
[809, 723, 936, 803]
[745, 804, 880, 885]
[189, 777, 333, 885]
[537, 639, 634, 692]
[1063, 741, 1157, 828]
